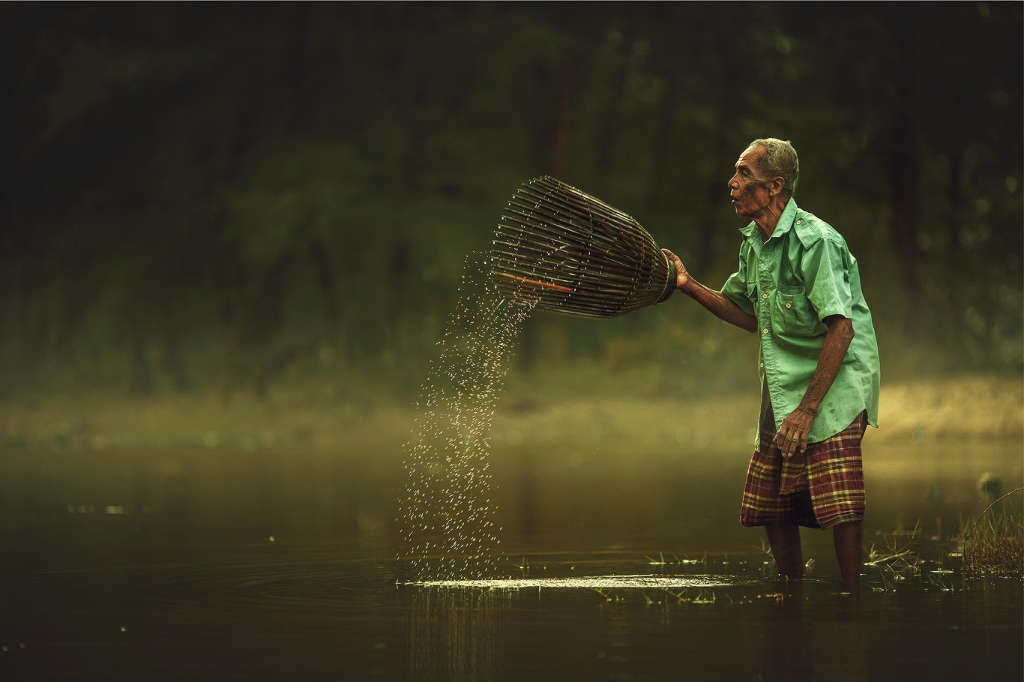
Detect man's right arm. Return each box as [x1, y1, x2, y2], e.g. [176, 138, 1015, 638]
[662, 248, 757, 334]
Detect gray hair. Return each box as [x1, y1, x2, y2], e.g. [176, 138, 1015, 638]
[747, 138, 799, 195]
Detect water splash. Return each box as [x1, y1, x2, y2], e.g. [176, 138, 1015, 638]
[404, 575, 742, 589]
[398, 254, 536, 580]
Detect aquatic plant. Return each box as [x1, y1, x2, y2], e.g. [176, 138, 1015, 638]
[958, 488, 1023, 579]
[865, 521, 925, 591]
[643, 551, 702, 568]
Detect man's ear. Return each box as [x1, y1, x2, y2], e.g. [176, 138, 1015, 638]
[769, 177, 785, 197]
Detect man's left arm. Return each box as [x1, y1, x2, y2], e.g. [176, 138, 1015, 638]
[773, 315, 855, 457]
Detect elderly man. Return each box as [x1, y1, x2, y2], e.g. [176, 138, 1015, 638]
[663, 138, 880, 594]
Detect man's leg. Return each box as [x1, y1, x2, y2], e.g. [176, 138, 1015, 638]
[833, 520, 862, 593]
[765, 522, 803, 582]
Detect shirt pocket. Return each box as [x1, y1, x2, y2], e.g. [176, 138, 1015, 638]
[772, 288, 825, 337]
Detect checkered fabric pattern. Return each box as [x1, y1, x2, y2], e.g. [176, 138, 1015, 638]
[740, 411, 867, 529]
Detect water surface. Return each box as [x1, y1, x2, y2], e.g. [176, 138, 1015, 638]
[0, 441, 1019, 681]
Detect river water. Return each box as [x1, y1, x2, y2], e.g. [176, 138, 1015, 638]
[0, 439, 1019, 681]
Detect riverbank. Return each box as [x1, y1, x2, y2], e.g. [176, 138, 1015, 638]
[0, 374, 1019, 454]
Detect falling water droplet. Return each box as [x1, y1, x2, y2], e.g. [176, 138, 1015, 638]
[398, 253, 536, 581]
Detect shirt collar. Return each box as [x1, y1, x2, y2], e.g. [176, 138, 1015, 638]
[738, 197, 799, 243]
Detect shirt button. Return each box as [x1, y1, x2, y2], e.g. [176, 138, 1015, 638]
[785, 303, 792, 309]
[762, 293, 768, 299]
[759, 362, 765, 369]
[762, 328, 769, 335]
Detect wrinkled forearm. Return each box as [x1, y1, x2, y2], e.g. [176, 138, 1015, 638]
[798, 316, 854, 415]
[680, 279, 757, 333]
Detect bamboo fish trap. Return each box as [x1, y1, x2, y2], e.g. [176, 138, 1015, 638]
[490, 176, 677, 318]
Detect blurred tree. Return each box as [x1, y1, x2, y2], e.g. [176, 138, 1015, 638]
[0, 3, 1019, 398]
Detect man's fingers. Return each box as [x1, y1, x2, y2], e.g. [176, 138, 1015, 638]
[776, 421, 811, 458]
[791, 428, 806, 456]
[773, 413, 813, 458]
[778, 427, 792, 457]
[661, 248, 687, 278]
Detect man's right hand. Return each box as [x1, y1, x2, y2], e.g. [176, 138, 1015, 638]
[661, 248, 691, 291]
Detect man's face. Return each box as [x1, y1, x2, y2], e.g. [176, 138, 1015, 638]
[728, 147, 773, 219]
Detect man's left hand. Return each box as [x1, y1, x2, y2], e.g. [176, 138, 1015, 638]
[773, 407, 816, 458]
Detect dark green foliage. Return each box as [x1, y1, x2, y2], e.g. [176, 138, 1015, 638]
[1, 4, 1020, 397]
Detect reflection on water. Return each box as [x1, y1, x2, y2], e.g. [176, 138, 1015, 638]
[0, 442, 1019, 681]
[0, 544, 1018, 681]
[401, 563, 1020, 682]
[411, 587, 504, 682]
[406, 574, 740, 589]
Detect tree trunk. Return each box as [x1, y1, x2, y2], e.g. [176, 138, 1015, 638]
[554, 71, 572, 180]
[591, 42, 629, 195]
[888, 112, 922, 338]
[308, 237, 341, 344]
[128, 305, 153, 395]
[945, 149, 965, 354]
[160, 297, 192, 391]
[887, 4, 923, 339]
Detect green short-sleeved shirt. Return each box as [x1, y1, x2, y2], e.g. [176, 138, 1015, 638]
[721, 198, 880, 445]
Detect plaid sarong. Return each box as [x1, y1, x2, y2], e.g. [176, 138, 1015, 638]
[740, 407, 867, 529]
